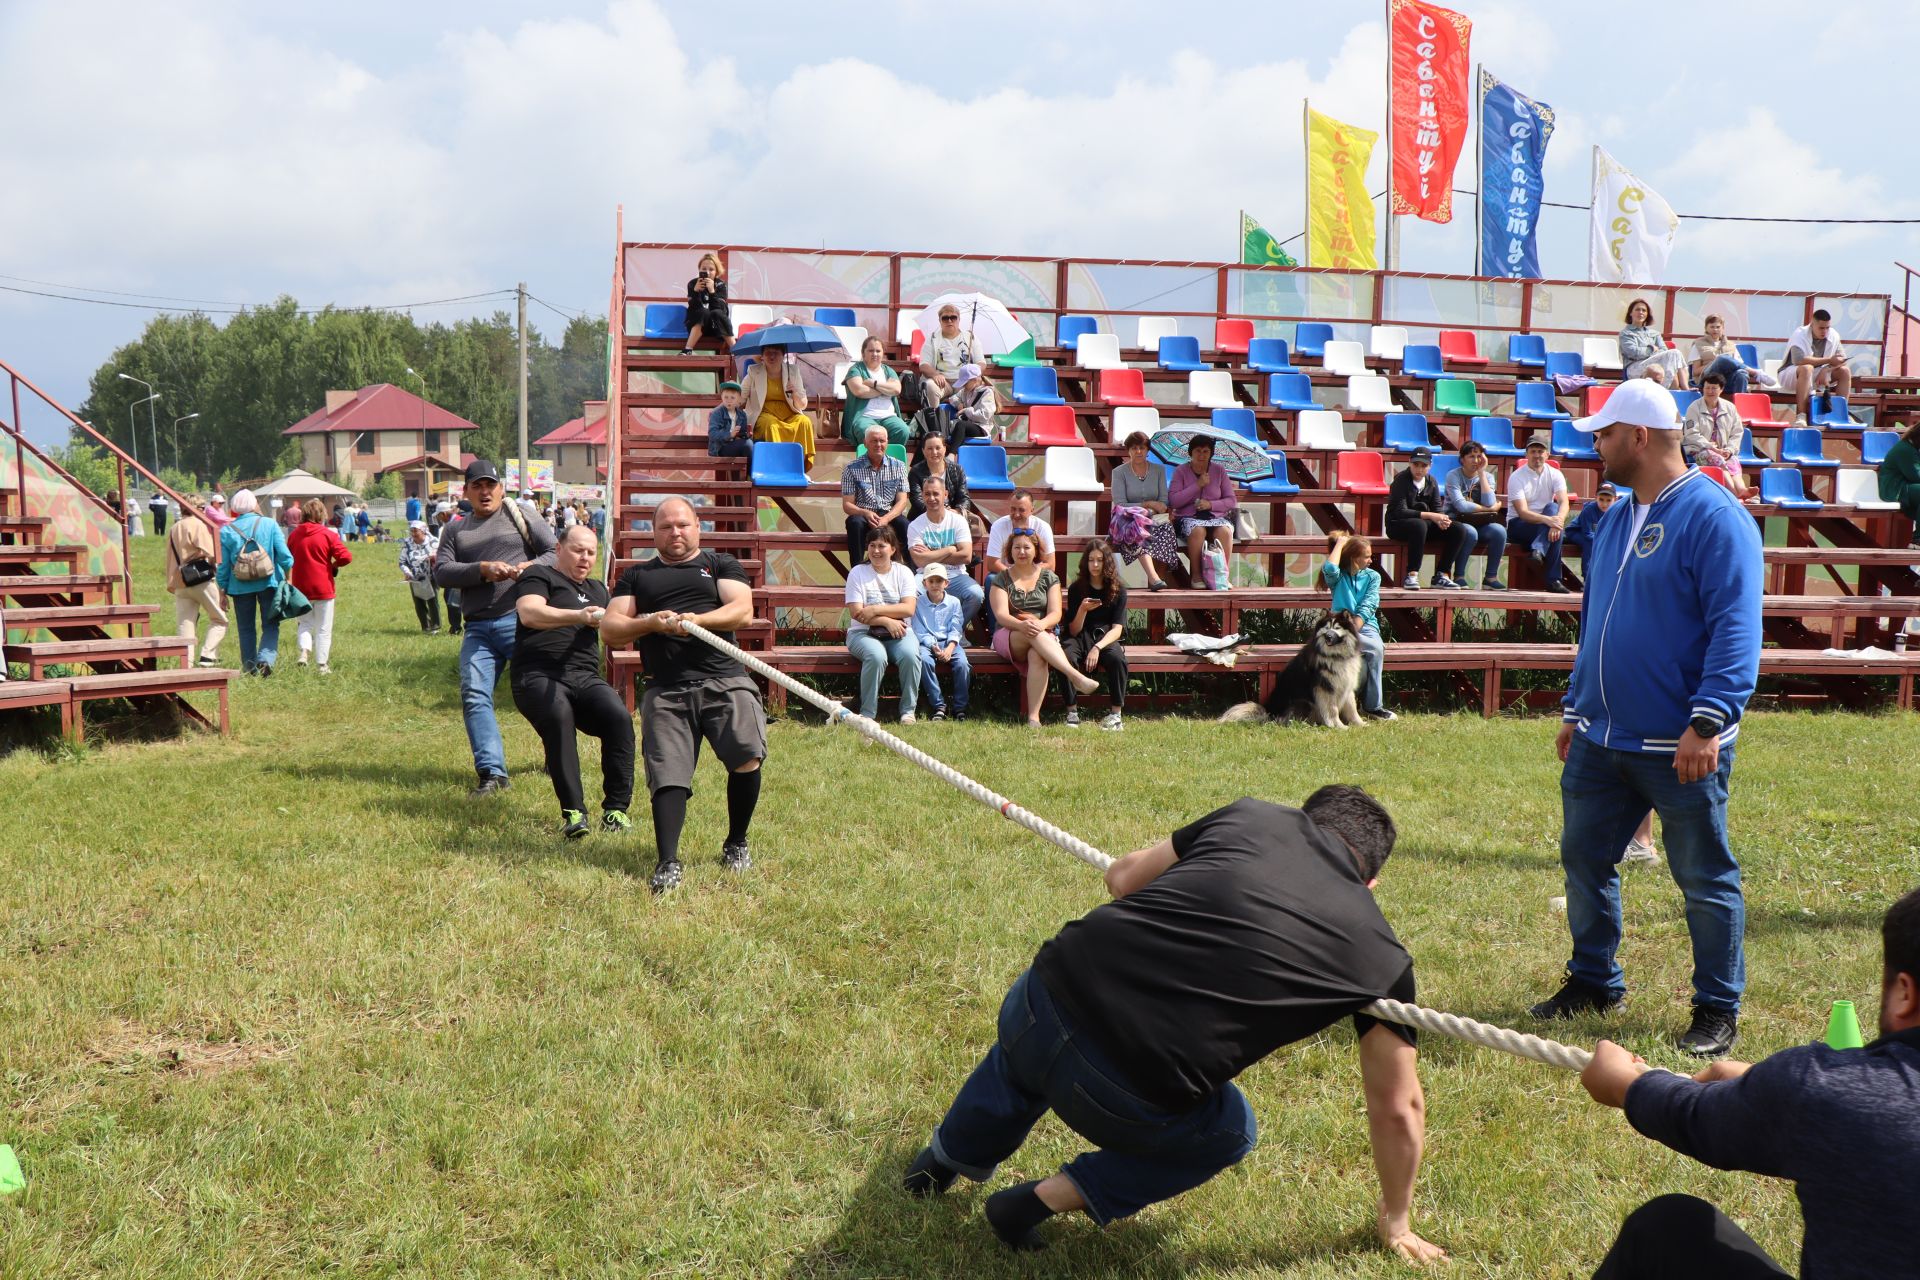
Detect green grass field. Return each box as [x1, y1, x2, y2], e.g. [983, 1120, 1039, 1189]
[2, 537, 1915, 1277]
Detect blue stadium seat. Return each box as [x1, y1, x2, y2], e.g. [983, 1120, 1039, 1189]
[957, 444, 1015, 491]
[1210, 407, 1260, 442]
[1738, 429, 1769, 468]
[1470, 417, 1525, 457]
[1552, 420, 1600, 461]
[1010, 366, 1066, 406]
[1382, 413, 1432, 453]
[1249, 450, 1301, 494]
[1507, 334, 1548, 367]
[1400, 344, 1450, 380]
[1760, 466, 1822, 509]
[1736, 342, 1760, 369]
[812, 307, 856, 326]
[1057, 315, 1098, 350]
[1670, 389, 1701, 420]
[1513, 381, 1569, 421]
[1247, 337, 1295, 373]
[1809, 396, 1852, 427]
[1267, 373, 1319, 412]
[1861, 430, 1897, 467]
[1428, 452, 1459, 480]
[1779, 427, 1837, 468]
[644, 303, 689, 340]
[749, 442, 810, 486]
[1295, 322, 1334, 359]
[1543, 351, 1582, 381]
[1158, 335, 1207, 371]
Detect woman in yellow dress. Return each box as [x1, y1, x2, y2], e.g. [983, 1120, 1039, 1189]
[742, 343, 816, 470]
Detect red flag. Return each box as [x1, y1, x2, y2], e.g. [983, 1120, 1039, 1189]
[1389, 0, 1472, 224]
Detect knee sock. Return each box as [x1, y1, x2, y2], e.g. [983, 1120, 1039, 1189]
[726, 769, 761, 844]
[984, 1181, 1053, 1251]
[651, 787, 689, 864]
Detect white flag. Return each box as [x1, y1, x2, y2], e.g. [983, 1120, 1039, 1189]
[1588, 146, 1678, 284]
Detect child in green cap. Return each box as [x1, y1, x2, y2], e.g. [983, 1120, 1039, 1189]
[708, 380, 752, 458]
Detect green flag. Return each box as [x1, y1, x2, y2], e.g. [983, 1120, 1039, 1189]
[1241, 212, 1298, 267]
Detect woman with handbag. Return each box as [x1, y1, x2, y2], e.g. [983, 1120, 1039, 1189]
[164, 505, 228, 667]
[215, 488, 294, 676]
[399, 520, 441, 633]
[288, 498, 352, 674]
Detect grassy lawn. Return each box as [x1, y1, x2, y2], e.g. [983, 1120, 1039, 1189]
[2, 537, 1916, 1277]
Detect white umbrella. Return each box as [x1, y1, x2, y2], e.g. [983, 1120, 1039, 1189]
[912, 292, 1031, 357]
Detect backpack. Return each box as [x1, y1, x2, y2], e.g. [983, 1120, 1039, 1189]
[233, 516, 275, 582]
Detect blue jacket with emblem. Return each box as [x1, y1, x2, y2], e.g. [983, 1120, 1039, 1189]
[1561, 467, 1761, 753]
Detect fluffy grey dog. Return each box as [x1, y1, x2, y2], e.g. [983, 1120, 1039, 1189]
[1219, 612, 1365, 728]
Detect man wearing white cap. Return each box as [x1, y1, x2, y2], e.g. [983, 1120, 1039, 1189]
[1528, 377, 1762, 1059]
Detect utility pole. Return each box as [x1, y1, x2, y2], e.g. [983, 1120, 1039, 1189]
[517, 281, 529, 495]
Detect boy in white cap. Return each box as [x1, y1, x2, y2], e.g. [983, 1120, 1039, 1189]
[1528, 377, 1762, 1058]
[911, 562, 970, 721]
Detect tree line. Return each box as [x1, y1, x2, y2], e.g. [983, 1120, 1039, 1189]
[66, 299, 607, 494]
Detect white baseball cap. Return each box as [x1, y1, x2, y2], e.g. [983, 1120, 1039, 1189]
[919, 562, 950, 581]
[1573, 377, 1680, 433]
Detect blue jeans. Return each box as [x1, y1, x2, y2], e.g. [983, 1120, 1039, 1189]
[459, 614, 519, 779]
[931, 968, 1257, 1224]
[1451, 517, 1507, 583]
[943, 571, 985, 625]
[1705, 355, 1749, 396]
[1559, 732, 1745, 1011]
[918, 642, 971, 715]
[1357, 622, 1384, 713]
[231, 590, 280, 673]
[847, 630, 921, 719]
[1508, 513, 1564, 586]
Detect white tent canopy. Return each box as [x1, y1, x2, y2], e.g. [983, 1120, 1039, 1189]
[253, 468, 357, 499]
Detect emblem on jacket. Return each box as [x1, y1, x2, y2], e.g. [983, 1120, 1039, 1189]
[1634, 524, 1665, 559]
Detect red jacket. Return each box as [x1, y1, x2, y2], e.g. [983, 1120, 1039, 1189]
[287, 522, 352, 600]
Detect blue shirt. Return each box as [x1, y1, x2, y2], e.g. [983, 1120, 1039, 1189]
[215, 513, 293, 596]
[1319, 561, 1380, 630]
[912, 590, 965, 649]
[1564, 497, 1610, 550]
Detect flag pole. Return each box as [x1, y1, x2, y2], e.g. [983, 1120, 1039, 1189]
[1302, 100, 1312, 269]
[1473, 62, 1483, 277]
[1238, 208, 1245, 264]
[1382, 0, 1397, 273]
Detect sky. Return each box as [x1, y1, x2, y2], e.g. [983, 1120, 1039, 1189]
[3, 0, 1916, 447]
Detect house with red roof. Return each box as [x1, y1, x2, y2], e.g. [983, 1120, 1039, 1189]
[533, 400, 608, 485]
[281, 384, 481, 494]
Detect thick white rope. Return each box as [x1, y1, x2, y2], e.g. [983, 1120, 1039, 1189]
[679, 620, 1593, 1073]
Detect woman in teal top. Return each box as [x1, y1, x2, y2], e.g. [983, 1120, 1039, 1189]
[216, 488, 295, 676]
[1318, 532, 1393, 719]
[843, 335, 912, 447]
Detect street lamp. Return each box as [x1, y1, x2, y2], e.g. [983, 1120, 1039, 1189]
[116, 373, 161, 477]
[172, 413, 199, 475]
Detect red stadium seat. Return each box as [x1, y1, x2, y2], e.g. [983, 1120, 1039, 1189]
[909, 330, 926, 362]
[1584, 384, 1614, 415]
[1700, 464, 1735, 491]
[1099, 368, 1154, 407]
[1025, 404, 1083, 446]
[1336, 450, 1390, 495]
[1214, 319, 1255, 354]
[1438, 330, 1488, 365]
[1733, 392, 1776, 427]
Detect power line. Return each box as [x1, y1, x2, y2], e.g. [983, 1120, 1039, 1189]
[526, 292, 585, 322]
[0, 280, 517, 316]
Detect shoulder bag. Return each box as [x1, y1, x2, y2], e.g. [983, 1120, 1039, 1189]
[233, 517, 275, 582]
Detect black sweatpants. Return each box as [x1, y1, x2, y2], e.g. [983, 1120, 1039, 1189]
[411, 590, 440, 632]
[446, 589, 463, 634]
[511, 671, 636, 815]
[1385, 515, 1472, 583]
[845, 513, 911, 565]
[1592, 1194, 1789, 1280]
[1060, 634, 1127, 708]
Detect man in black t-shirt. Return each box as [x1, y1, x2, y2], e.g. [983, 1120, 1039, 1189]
[510, 525, 634, 841]
[601, 496, 765, 895]
[904, 787, 1446, 1261]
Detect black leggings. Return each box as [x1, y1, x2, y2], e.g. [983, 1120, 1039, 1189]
[1384, 515, 1472, 582]
[1060, 634, 1127, 708]
[511, 672, 636, 815]
[1592, 1195, 1789, 1280]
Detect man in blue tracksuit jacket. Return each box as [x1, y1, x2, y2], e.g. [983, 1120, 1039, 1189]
[1528, 379, 1762, 1058]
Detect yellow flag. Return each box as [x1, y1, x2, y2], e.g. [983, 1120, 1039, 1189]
[1305, 107, 1379, 269]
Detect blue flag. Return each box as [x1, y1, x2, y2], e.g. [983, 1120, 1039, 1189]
[1478, 72, 1554, 279]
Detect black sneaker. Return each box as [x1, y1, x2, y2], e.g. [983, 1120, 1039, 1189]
[720, 839, 752, 873]
[1545, 581, 1573, 594]
[953, 710, 968, 722]
[649, 859, 683, 895]
[1678, 1005, 1738, 1058]
[901, 1146, 959, 1198]
[469, 774, 511, 799]
[601, 810, 633, 835]
[561, 809, 590, 840]
[1528, 975, 1625, 1020]
[929, 709, 946, 721]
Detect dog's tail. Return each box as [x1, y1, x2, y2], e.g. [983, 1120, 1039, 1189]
[1217, 701, 1270, 724]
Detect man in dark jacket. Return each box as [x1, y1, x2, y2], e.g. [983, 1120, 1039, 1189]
[1580, 885, 1920, 1279]
[1384, 447, 1471, 589]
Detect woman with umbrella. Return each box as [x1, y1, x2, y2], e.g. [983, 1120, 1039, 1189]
[917, 303, 978, 403]
[1168, 437, 1238, 586]
[742, 342, 816, 469]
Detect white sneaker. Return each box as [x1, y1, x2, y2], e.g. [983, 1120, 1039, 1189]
[899, 712, 915, 725]
[1099, 711, 1123, 731]
[317, 664, 332, 676]
[1623, 839, 1662, 864]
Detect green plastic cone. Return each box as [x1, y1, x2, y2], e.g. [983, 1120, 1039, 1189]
[1825, 1000, 1864, 1050]
[0, 1144, 23, 1196]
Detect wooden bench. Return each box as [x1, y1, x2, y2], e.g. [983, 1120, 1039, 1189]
[4, 636, 193, 680]
[3, 603, 157, 637]
[63, 668, 235, 743]
[0, 678, 74, 736]
[0, 574, 116, 602]
[0, 544, 86, 572]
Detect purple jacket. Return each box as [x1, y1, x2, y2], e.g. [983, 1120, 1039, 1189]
[1169, 462, 1237, 520]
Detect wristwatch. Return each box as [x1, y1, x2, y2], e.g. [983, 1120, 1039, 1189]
[1688, 715, 1719, 739]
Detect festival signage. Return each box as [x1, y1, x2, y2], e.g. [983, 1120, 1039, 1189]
[1588, 146, 1678, 285]
[1477, 72, 1554, 278]
[1388, 0, 1472, 224]
[502, 458, 555, 493]
[1305, 107, 1379, 270]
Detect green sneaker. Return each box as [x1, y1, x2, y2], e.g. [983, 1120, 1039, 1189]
[562, 810, 590, 840]
[601, 810, 633, 835]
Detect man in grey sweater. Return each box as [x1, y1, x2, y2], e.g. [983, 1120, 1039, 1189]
[1579, 885, 1920, 1278]
[433, 459, 557, 796]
